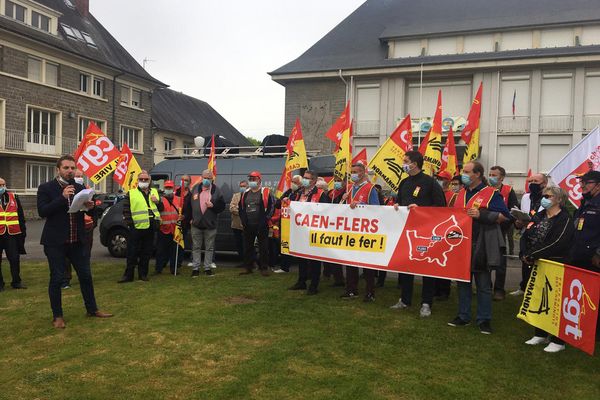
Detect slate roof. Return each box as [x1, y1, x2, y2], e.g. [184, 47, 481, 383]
[0, 0, 164, 85]
[151, 89, 250, 146]
[270, 0, 600, 76]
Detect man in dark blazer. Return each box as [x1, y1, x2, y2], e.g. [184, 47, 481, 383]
[37, 155, 112, 329]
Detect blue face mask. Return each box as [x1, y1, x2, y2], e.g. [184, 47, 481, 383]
[540, 197, 553, 209]
[239, 187, 246, 193]
[0, 187, 5, 195]
[202, 179, 211, 187]
[248, 181, 258, 189]
[333, 181, 343, 190]
[302, 178, 311, 188]
[488, 176, 499, 187]
[350, 173, 360, 183]
[461, 174, 472, 186]
[402, 164, 412, 174]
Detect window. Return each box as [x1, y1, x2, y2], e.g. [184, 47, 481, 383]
[164, 138, 174, 153]
[31, 11, 50, 32]
[120, 126, 141, 151]
[78, 117, 106, 142]
[27, 107, 57, 146]
[93, 77, 103, 97]
[80, 73, 89, 93]
[60, 23, 97, 48]
[5, 1, 26, 23]
[26, 162, 54, 190]
[28, 57, 58, 86]
[79, 73, 104, 97]
[120, 85, 143, 108]
[183, 143, 193, 155]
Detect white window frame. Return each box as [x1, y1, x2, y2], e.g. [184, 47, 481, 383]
[3, 0, 58, 35]
[119, 124, 143, 153]
[31, 10, 49, 32]
[26, 105, 60, 146]
[120, 84, 144, 110]
[77, 116, 107, 142]
[93, 77, 103, 97]
[28, 56, 58, 86]
[78, 72, 104, 98]
[183, 142, 194, 155]
[25, 161, 54, 192]
[163, 138, 175, 153]
[5, 0, 27, 23]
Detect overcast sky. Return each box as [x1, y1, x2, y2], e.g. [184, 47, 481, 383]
[90, 0, 364, 141]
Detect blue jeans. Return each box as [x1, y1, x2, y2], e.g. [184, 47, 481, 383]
[44, 243, 98, 318]
[457, 270, 492, 324]
[191, 226, 217, 270]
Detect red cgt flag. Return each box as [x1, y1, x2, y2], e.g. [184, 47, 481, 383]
[325, 102, 350, 150]
[352, 148, 368, 167]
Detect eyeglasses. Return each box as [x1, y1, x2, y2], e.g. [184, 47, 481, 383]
[138, 178, 150, 182]
[542, 194, 554, 199]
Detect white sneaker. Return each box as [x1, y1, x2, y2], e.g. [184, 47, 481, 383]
[272, 268, 287, 274]
[390, 300, 409, 309]
[525, 336, 549, 345]
[210, 263, 217, 269]
[509, 289, 525, 296]
[187, 262, 194, 267]
[543, 342, 566, 353]
[419, 303, 432, 317]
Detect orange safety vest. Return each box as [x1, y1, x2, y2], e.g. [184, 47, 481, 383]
[298, 187, 324, 203]
[346, 181, 375, 205]
[0, 192, 22, 235]
[159, 195, 180, 235]
[498, 184, 512, 207]
[454, 185, 496, 210]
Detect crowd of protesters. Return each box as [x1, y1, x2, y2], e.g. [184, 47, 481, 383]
[1, 154, 599, 353]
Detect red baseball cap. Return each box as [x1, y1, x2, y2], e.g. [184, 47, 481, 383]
[437, 171, 452, 181]
[248, 171, 262, 179]
[164, 180, 175, 188]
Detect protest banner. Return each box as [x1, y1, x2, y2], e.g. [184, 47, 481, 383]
[281, 202, 472, 281]
[517, 259, 599, 355]
[73, 121, 122, 184]
[113, 143, 142, 192]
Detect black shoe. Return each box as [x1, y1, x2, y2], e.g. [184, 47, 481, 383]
[118, 277, 133, 283]
[204, 269, 214, 277]
[448, 317, 470, 327]
[61, 283, 71, 290]
[191, 270, 200, 278]
[341, 291, 358, 300]
[139, 276, 149, 282]
[12, 283, 27, 289]
[288, 282, 307, 290]
[479, 321, 492, 334]
[306, 287, 318, 295]
[363, 293, 375, 302]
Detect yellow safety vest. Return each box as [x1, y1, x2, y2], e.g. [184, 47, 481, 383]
[129, 188, 160, 229]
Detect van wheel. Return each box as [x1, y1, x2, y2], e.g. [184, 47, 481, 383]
[108, 228, 129, 258]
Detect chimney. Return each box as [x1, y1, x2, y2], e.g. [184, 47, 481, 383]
[75, 0, 89, 18]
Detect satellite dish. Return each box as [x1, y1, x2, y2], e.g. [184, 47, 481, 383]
[194, 136, 205, 148]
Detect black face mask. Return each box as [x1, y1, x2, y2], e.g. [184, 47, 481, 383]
[529, 183, 542, 196]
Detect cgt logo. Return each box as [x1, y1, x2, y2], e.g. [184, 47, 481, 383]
[563, 279, 597, 340]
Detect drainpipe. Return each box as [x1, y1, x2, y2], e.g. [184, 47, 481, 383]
[338, 69, 348, 103]
[111, 71, 125, 192]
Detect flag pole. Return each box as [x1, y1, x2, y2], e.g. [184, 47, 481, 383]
[174, 178, 185, 276]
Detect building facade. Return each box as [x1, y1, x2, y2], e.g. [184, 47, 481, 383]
[0, 0, 164, 217]
[271, 0, 600, 191]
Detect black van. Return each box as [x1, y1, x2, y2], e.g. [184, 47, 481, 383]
[99, 154, 334, 257]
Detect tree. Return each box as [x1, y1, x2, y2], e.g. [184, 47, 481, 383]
[246, 136, 261, 146]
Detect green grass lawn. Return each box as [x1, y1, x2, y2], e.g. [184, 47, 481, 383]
[0, 261, 599, 400]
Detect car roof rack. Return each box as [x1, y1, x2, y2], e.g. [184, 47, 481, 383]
[163, 145, 321, 160]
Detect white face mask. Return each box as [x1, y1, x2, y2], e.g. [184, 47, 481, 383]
[138, 181, 150, 189]
[74, 177, 84, 185]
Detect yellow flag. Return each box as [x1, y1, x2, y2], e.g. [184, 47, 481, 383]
[462, 83, 483, 165]
[423, 91, 443, 176]
[333, 126, 351, 181]
[173, 224, 185, 248]
[122, 155, 142, 192]
[276, 119, 309, 197]
[367, 119, 410, 192]
[462, 127, 480, 165]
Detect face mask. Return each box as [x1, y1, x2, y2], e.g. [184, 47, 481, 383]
[0, 187, 5, 195]
[291, 183, 299, 191]
[540, 197, 553, 209]
[302, 178, 311, 188]
[138, 181, 149, 189]
[239, 187, 246, 193]
[451, 185, 460, 193]
[202, 179, 211, 187]
[74, 177, 84, 185]
[488, 176, 498, 187]
[461, 174, 472, 186]
[164, 189, 174, 196]
[183, 181, 190, 188]
[333, 181, 343, 190]
[350, 173, 360, 183]
[248, 181, 258, 189]
[402, 164, 412, 174]
[529, 183, 542, 195]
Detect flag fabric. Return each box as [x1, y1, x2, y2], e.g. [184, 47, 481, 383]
[439, 126, 458, 178]
[74, 121, 122, 184]
[173, 178, 185, 248]
[352, 148, 368, 167]
[547, 126, 600, 207]
[368, 116, 414, 192]
[333, 123, 352, 182]
[517, 259, 599, 355]
[325, 102, 350, 150]
[113, 143, 142, 192]
[525, 168, 532, 193]
[418, 128, 431, 155]
[462, 83, 483, 165]
[208, 134, 217, 181]
[275, 119, 309, 197]
[512, 90, 517, 120]
[422, 90, 443, 176]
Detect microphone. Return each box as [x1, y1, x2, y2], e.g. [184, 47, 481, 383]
[68, 178, 76, 186]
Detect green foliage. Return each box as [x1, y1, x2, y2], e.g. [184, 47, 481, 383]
[246, 136, 262, 146]
[0, 262, 598, 400]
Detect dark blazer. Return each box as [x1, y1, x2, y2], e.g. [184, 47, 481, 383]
[37, 178, 90, 246]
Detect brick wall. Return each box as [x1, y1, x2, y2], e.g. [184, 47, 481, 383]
[283, 79, 346, 155]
